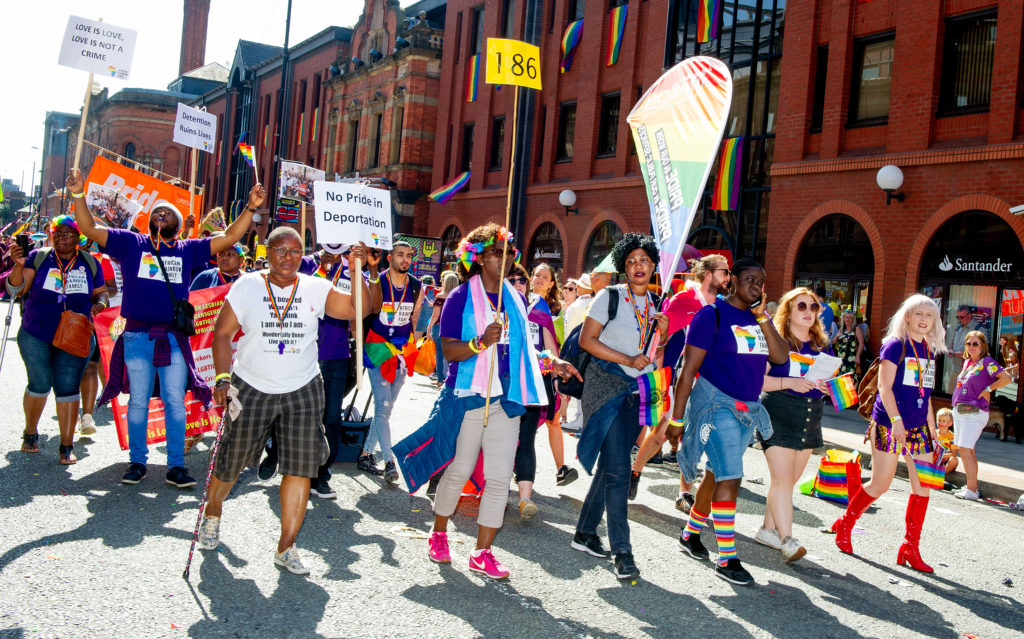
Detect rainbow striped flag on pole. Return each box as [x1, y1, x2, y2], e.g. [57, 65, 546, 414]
[465, 54, 481, 102]
[637, 367, 672, 426]
[238, 142, 255, 167]
[711, 137, 743, 211]
[606, 5, 628, 67]
[697, 0, 722, 43]
[825, 373, 859, 412]
[561, 19, 584, 73]
[429, 171, 471, 205]
[914, 458, 945, 490]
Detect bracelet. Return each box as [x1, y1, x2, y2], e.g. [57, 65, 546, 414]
[984, 385, 992, 393]
[467, 337, 484, 353]
[368, 277, 380, 285]
[246, 206, 257, 212]
[71, 192, 85, 199]
[667, 417, 684, 428]
[215, 379, 231, 387]
[214, 373, 232, 383]
[756, 316, 769, 324]
[891, 416, 903, 422]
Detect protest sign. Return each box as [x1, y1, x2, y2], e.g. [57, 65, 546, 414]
[173, 103, 217, 153]
[279, 162, 325, 204]
[86, 182, 141, 229]
[313, 181, 393, 249]
[395, 234, 443, 283]
[58, 16, 137, 79]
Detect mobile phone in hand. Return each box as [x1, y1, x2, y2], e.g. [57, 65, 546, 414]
[15, 234, 31, 257]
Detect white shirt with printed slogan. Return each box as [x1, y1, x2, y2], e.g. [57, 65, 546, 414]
[903, 357, 935, 389]
[42, 266, 90, 295]
[226, 272, 334, 394]
[136, 251, 185, 283]
[730, 323, 770, 356]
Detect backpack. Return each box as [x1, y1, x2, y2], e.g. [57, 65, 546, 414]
[856, 339, 905, 420]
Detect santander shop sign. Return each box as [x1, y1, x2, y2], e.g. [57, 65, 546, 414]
[937, 254, 1013, 274]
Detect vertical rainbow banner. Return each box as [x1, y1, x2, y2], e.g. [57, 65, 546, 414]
[311, 107, 319, 142]
[638, 367, 672, 425]
[711, 137, 743, 211]
[627, 57, 733, 283]
[697, 0, 722, 43]
[262, 124, 270, 153]
[297, 112, 305, 144]
[429, 171, 471, 205]
[606, 5, 628, 67]
[465, 54, 481, 102]
[561, 19, 584, 73]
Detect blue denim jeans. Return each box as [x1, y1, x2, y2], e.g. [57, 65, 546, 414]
[363, 365, 406, 462]
[430, 324, 446, 379]
[17, 328, 94, 402]
[317, 357, 350, 482]
[122, 330, 188, 468]
[576, 395, 641, 555]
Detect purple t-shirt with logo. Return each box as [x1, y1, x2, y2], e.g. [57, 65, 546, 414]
[952, 355, 1003, 412]
[767, 341, 835, 399]
[685, 299, 771, 402]
[440, 283, 530, 387]
[22, 249, 105, 343]
[871, 338, 935, 427]
[103, 229, 211, 325]
[370, 270, 421, 346]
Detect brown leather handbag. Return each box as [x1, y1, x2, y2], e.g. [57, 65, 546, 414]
[52, 309, 94, 358]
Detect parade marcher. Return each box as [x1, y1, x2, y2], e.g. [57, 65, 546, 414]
[358, 241, 424, 484]
[945, 305, 978, 393]
[950, 330, 1012, 500]
[6, 215, 108, 464]
[815, 287, 837, 341]
[590, 254, 616, 294]
[190, 240, 245, 291]
[426, 270, 459, 387]
[197, 229, 371, 575]
[755, 287, 832, 563]
[67, 167, 263, 487]
[830, 294, 946, 572]
[572, 233, 668, 581]
[77, 244, 120, 437]
[832, 309, 864, 381]
[415, 274, 436, 341]
[671, 259, 789, 586]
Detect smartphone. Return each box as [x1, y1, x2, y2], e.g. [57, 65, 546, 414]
[15, 234, 31, 257]
[749, 296, 763, 310]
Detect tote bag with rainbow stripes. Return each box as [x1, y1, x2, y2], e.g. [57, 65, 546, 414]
[810, 449, 863, 505]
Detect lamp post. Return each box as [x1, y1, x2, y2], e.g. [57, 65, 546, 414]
[876, 165, 905, 205]
[559, 189, 579, 216]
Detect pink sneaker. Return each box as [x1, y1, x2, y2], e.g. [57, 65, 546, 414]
[468, 548, 510, 580]
[428, 531, 451, 564]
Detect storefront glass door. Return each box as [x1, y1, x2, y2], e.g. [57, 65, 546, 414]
[996, 289, 1023, 403]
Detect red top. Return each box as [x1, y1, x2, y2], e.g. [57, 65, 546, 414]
[664, 284, 709, 334]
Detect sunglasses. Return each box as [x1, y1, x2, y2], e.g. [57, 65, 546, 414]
[966, 341, 982, 347]
[565, 286, 577, 292]
[795, 301, 821, 313]
[507, 276, 529, 285]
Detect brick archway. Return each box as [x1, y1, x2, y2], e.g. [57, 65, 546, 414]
[903, 194, 1024, 294]
[523, 212, 570, 273]
[575, 212, 629, 275]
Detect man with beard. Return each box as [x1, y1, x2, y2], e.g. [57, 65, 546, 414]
[357, 241, 423, 484]
[190, 238, 246, 291]
[66, 168, 264, 487]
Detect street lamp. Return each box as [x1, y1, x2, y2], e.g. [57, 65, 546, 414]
[876, 165, 905, 205]
[559, 189, 579, 216]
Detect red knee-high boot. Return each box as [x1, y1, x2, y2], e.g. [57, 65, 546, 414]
[831, 487, 876, 554]
[897, 493, 933, 573]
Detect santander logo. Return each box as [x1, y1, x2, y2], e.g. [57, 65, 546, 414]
[938, 254, 1012, 274]
[938, 255, 953, 272]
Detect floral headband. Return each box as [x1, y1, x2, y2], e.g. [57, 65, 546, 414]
[456, 227, 520, 270]
[49, 215, 87, 246]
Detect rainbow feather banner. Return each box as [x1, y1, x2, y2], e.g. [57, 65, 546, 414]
[711, 137, 743, 211]
[914, 458, 945, 490]
[465, 54, 481, 102]
[638, 367, 672, 426]
[606, 5, 628, 67]
[429, 171, 471, 205]
[825, 373, 859, 412]
[561, 19, 584, 73]
[311, 107, 319, 142]
[697, 0, 722, 43]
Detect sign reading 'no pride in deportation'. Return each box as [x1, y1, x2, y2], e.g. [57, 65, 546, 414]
[173, 103, 217, 153]
[313, 181, 393, 250]
[58, 15, 137, 79]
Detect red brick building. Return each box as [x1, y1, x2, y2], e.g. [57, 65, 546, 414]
[767, 0, 1024, 398]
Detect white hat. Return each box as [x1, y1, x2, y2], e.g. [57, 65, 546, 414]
[573, 274, 593, 290]
[321, 243, 348, 255]
[150, 201, 184, 229]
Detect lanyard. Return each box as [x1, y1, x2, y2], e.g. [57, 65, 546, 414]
[312, 263, 343, 286]
[626, 288, 652, 349]
[261, 274, 300, 355]
[149, 235, 177, 252]
[908, 339, 930, 398]
[217, 270, 239, 285]
[53, 251, 77, 304]
[383, 271, 409, 323]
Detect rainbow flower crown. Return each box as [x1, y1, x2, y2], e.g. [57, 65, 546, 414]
[49, 215, 87, 246]
[456, 227, 520, 270]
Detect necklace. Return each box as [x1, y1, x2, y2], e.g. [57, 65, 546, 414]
[261, 274, 300, 354]
[52, 251, 77, 304]
[908, 338, 931, 407]
[626, 287, 652, 349]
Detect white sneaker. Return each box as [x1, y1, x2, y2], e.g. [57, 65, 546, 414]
[274, 546, 310, 575]
[954, 487, 981, 501]
[562, 415, 583, 432]
[198, 516, 220, 550]
[754, 526, 783, 550]
[780, 535, 806, 563]
[79, 414, 97, 436]
[519, 499, 538, 519]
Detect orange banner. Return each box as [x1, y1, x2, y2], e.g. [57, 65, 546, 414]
[77, 155, 202, 237]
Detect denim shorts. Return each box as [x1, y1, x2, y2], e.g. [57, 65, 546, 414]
[701, 405, 756, 482]
[17, 328, 94, 402]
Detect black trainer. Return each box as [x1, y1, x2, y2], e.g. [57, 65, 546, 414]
[715, 558, 754, 586]
[121, 463, 147, 485]
[613, 552, 640, 580]
[570, 531, 611, 559]
[357, 453, 384, 476]
[257, 454, 278, 481]
[678, 529, 710, 561]
[556, 465, 578, 486]
[628, 470, 641, 500]
[310, 479, 337, 499]
[647, 452, 665, 465]
[384, 461, 399, 484]
[426, 475, 440, 497]
[166, 466, 197, 489]
[675, 492, 696, 513]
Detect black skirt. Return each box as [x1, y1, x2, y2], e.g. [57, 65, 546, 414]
[757, 390, 825, 451]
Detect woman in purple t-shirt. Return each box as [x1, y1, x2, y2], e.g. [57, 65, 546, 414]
[951, 330, 1012, 500]
[831, 294, 946, 573]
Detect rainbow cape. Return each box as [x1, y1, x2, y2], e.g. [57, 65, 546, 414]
[465, 54, 481, 102]
[606, 4, 627, 67]
[561, 19, 584, 73]
[365, 330, 418, 384]
[238, 143, 255, 167]
[697, 0, 722, 43]
[638, 367, 672, 426]
[825, 373, 859, 412]
[914, 458, 945, 490]
[711, 137, 743, 210]
[429, 171, 471, 204]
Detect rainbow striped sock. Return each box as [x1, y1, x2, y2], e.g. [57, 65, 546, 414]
[682, 508, 710, 540]
[711, 501, 737, 566]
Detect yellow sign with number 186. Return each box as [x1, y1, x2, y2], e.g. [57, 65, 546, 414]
[485, 38, 542, 90]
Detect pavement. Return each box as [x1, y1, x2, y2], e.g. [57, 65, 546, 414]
[1, 310, 1023, 638]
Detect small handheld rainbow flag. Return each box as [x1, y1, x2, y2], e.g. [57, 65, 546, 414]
[561, 19, 584, 73]
[429, 171, 471, 205]
[638, 367, 672, 426]
[465, 54, 481, 102]
[238, 142, 255, 167]
[825, 373, 859, 412]
[711, 137, 743, 210]
[914, 458, 945, 490]
[697, 0, 722, 43]
[606, 4, 628, 67]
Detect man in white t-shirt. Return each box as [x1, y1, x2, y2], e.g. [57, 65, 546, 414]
[196, 227, 371, 576]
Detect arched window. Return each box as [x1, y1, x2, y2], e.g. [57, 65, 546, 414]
[122, 142, 136, 166]
[795, 213, 875, 330]
[528, 222, 563, 275]
[441, 224, 462, 267]
[583, 220, 622, 273]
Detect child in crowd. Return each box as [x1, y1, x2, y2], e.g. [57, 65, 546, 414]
[935, 408, 959, 479]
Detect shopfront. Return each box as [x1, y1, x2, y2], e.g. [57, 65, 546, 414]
[527, 222, 564, 276]
[919, 211, 1024, 401]
[583, 220, 622, 274]
[794, 214, 874, 323]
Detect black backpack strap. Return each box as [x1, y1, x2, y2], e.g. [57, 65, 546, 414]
[76, 249, 99, 280]
[153, 248, 181, 306]
[607, 284, 619, 322]
[31, 247, 51, 272]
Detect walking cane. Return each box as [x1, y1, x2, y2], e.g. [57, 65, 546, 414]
[183, 412, 228, 580]
[0, 296, 17, 376]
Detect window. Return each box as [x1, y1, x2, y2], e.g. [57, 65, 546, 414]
[390, 106, 405, 165]
[849, 35, 894, 125]
[597, 92, 620, 156]
[939, 10, 997, 113]
[568, 0, 585, 21]
[123, 142, 136, 163]
[461, 123, 475, 171]
[556, 102, 577, 161]
[810, 46, 828, 132]
[490, 116, 506, 170]
[311, 75, 321, 110]
[297, 79, 307, 114]
[470, 6, 484, 55]
[536, 105, 546, 165]
[370, 113, 383, 169]
[454, 12, 463, 61]
[609, 0, 626, 7]
[501, 0, 516, 38]
[346, 119, 360, 171]
[584, 221, 622, 272]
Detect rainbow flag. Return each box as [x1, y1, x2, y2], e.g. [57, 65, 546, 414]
[825, 374, 859, 412]
[561, 19, 584, 73]
[711, 137, 743, 211]
[465, 54, 481, 102]
[697, 0, 722, 43]
[311, 107, 319, 142]
[429, 171, 471, 205]
[638, 367, 672, 426]
[262, 124, 269, 153]
[914, 458, 945, 490]
[297, 112, 305, 143]
[606, 5, 628, 67]
[238, 142, 255, 167]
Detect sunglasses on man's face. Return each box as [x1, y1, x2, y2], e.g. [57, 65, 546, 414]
[795, 301, 821, 313]
[507, 276, 529, 285]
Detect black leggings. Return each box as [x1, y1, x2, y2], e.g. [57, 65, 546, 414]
[514, 407, 542, 483]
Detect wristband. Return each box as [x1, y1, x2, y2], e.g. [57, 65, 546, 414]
[467, 337, 484, 353]
[71, 192, 85, 199]
[214, 373, 232, 383]
[368, 277, 380, 285]
[667, 417, 684, 428]
[984, 385, 992, 393]
[890, 416, 903, 423]
[246, 206, 257, 213]
[756, 316, 769, 324]
[215, 379, 231, 387]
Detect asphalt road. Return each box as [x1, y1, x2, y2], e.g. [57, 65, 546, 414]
[1, 314, 1022, 639]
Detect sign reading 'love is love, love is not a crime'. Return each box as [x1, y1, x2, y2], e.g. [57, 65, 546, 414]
[58, 15, 137, 79]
